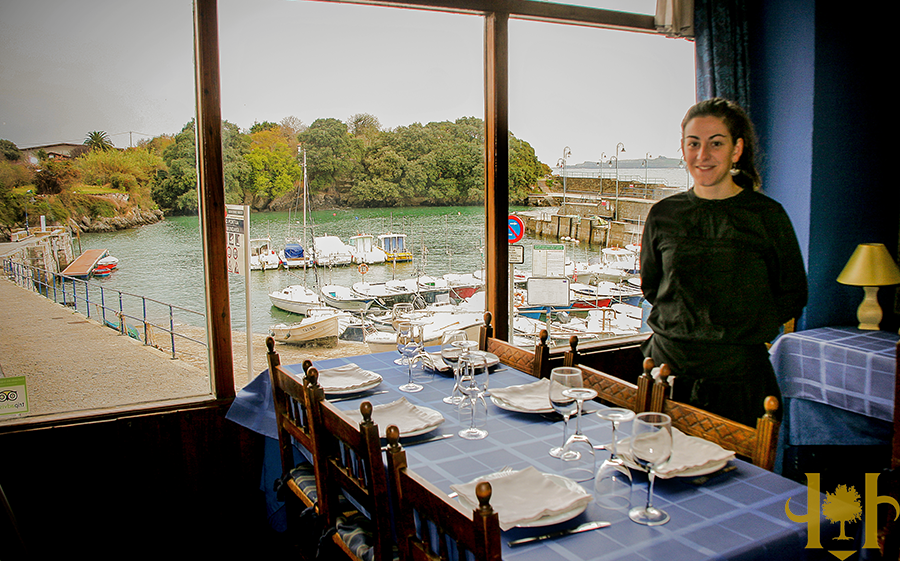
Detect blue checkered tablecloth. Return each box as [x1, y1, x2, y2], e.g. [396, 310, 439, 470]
[227, 349, 830, 560]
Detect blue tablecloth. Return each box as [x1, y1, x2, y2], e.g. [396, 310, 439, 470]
[227, 349, 830, 560]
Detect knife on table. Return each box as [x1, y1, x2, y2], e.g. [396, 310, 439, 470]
[507, 521, 611, 547]
[330, 390, 389, 403]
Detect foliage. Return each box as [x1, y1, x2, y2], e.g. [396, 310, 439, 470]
[249, 121, 279, 134]
[84, 131, 115, 152]
[246, 128, 302, 199]
[151, 122, 198, 214]
[34, 160, 78, 195]
[0, 160, 33, 190]
[76, 148, 165, 193]
[299, 118, 354, 192]
[1, 139, 21, 161]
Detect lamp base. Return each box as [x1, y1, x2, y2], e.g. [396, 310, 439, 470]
[856, 286, 882, 331]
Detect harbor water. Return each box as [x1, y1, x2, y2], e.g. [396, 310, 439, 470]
[76, 205, 617, 334]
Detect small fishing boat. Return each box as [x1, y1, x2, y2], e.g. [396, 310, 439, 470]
[313, 235, 353, 267]
[320, 284, 377, 311]
[279, 242, 311, 269]
[349, 234, 387, 264]
[269, 313, 341, 347]
[364, 310, 484, 353]
[377, 233, 413, 263]
[351, 281, 415, 309]
[250, 238, 282, 271]
[268, 284, 323, 315]
[92, 255, 119, 278]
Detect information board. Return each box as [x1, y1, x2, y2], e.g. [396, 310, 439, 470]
[225, 205, 248, 275]
[531, 244, 566, 277]
[526, 277, 570, 307]
[508, 244, 525, 265]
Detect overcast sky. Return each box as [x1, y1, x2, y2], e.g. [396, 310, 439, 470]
[0, 0, 696, 166]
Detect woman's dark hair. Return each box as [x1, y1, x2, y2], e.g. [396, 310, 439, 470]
[681, 98, 761, 190]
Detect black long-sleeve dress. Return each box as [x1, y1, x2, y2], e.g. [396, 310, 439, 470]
[640, 188, 808, 426]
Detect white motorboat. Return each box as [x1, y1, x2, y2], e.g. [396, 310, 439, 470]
[320, 284, 376, 311]
[250, 238, 282, 271]
[377, 233, 413, 263]
[313, 235, 353, 267]
[269, 313, 340, 346]
[349, 234, 387, 264]
[279, 242, 312, 269]
[268, 284, 323, 315]
[364, 311, 484, 353]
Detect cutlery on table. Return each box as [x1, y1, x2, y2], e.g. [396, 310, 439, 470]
[507, 521, 611, 547]
[330, 390, 389, 403]
[381, 433, 453, 450]
[688, 464, 737, 486]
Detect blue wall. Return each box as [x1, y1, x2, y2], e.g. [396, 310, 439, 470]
[750, 0, 898, 330]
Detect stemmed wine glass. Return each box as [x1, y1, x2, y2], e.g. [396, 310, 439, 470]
[392, 303, 415, 365]
[559, 383, 598, 482]
[457, 353, 488, 440]
[443, 337, 476, 405]
[628, 412, 672, 526]
[548, 367, 581, 458]
[594, 407, 635, 509]
[397, 321, 425, 393]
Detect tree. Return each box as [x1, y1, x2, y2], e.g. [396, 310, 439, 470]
[34, 160, 77, 195]
[298, 118, 353, 192]
[246, 128, 302, 200]
[0, 139, 21, 161]
[823, 484, 862, 540]
[84, 131, 115, 152]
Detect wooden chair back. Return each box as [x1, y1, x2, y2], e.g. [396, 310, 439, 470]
[384, 425, 501, 561]
[563, 335, 651, 413]
[645, 360, 781, 471]
[479, 311, 550, 378]
[312, 398, 395, 561]
[266, 337, 323, 510]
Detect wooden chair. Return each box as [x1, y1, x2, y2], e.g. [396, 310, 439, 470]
[311, 397, 395, 561]
[267, 337, 324, 514]
[563, 335, 652, 413]
[479, 311, 550, 378]
[878, 339, 900, 558]
[644, 359, 781, 471]
[384, 425, 501, 561]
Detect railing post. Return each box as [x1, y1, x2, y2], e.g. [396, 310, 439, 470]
[119, 292, 125, 336]
[84, 282, 90, 320]
[142, 297, 149, 346]
[100, 286, 107, 327]
[169, 305, 176, 359]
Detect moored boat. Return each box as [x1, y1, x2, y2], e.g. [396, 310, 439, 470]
[313, 235, 353, 267]
[377, 233, 413, 263]
[364, 310, 484, 353]
[349, 234, 387, 264]
[268, 284, 323, 315]
[269, 313, 340, 346]
[250, 238, 282, 271]
[279, 242, 311, 269]
[320, 284, 377, 311]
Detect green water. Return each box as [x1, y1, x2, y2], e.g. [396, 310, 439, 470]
[78, 205, 595, 333]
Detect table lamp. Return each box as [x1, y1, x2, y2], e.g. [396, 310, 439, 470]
[836, 243, 900, 330]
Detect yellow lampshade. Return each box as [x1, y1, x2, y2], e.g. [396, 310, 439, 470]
[836, 243, 900, 330]
[836, 243, 900, 286]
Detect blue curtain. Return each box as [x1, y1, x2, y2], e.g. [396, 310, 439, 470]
[694, 0, 751, 109]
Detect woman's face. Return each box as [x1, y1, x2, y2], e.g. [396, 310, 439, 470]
[682, 115, 744, 191]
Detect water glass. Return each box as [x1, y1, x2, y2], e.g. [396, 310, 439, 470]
[548, 367, 581, 458]
[628, 412, 672, 526]
[457, 353, 488, 440]
[398, 321, 425, 393]
[594, 407, 635, 510]
[559, 385, 598, 482]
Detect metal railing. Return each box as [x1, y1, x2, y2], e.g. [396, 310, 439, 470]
[3, 258, 207, 359]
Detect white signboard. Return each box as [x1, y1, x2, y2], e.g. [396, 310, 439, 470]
[226, 205, 249, 275]
[532, 244, 566, 277]
[526, 277, 570, 307]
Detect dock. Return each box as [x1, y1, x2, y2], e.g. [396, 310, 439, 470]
[61, 249, 108, 278]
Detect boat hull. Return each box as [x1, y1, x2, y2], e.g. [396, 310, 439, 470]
[269, 315, 340, 346]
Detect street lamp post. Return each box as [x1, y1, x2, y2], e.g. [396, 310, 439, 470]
[643, 152, 652, 185]
[559, 146, 571, 211]
[614, 142, 625, 220]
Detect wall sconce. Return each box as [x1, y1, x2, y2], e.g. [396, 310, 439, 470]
[836, 243, 900, 330]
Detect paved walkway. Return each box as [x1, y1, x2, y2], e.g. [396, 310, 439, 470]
[0, 277, 211, 420]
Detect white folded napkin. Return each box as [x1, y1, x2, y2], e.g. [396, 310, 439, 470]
[622, 427, 735, 478]
[450, 466, 592, 530]
[342, 397, 444, 438]
[489, 378, 552, 412]
[315, 363, 382, 393]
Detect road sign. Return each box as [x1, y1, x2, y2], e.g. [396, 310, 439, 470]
[508, 215, 525, 243]
[225, 205, 248, 275]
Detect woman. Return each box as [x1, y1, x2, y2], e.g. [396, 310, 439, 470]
[640, 98, 807, 426]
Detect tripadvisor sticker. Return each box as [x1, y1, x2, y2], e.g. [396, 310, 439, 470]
[0, 376, 28, 415]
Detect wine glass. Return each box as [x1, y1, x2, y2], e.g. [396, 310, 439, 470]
[628, 412, 672, 526]
[397, 321, 425, 393]
[392, 303, 415, 365]
[594, 407, 635, 510]
[457, 353, 488, 440]
[443, 338, 476, 405]
[548, 366, 581, 458]
[559, 384, 598, 482]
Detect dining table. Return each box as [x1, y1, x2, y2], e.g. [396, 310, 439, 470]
[226, 347, 826, 560]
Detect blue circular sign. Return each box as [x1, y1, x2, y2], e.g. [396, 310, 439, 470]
[508, 215, 525, 243]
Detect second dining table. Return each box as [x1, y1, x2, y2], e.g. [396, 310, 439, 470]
[226, 346, 821, 560]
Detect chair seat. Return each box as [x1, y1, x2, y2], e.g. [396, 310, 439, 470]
[335, 511, 399, 561]
[289, 463, 318, 503]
